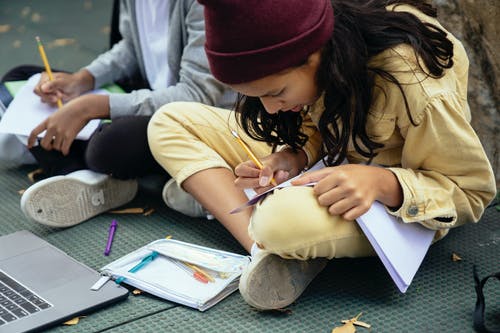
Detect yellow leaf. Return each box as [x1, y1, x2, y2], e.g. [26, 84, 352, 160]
[0, 25, 11, 33]
[27, 168, 44, 182]
[63, 316, 85, 325]
[109, 207, 144, 214]
[132, 289, 142, 295]
[451, 253, 462, 261]
[332, 322, 356, 333]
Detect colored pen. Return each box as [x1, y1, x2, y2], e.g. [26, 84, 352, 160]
[230, 129, 277, 186]
[182, 261, 215, 283]
[35, 36, 63, 108]
[115, 251, 158, 284]
[170, 259, 209, 284]
[104, 220, 118, 256]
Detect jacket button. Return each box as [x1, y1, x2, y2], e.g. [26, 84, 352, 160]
[407, 205, 419, 216]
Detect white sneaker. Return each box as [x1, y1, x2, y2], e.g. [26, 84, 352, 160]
[239, 251, 328, 310]
[20, 170, 138, 227]
[162, 178, 213, 219]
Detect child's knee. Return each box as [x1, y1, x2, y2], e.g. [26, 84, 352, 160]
[249, 186, 372, 259]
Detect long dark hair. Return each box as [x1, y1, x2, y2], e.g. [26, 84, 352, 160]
[236, 0, 454, 166]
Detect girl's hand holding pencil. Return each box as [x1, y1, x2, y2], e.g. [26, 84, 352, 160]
[233, 147, 307, 194]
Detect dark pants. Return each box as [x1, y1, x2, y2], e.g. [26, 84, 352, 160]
[1, 65, 165, 180]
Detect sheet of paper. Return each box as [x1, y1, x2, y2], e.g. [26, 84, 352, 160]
[0, 73, 103, 140]
[356, 202, 435, 292]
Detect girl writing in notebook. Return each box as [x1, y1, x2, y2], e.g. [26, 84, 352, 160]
[147, 0, 496, 310]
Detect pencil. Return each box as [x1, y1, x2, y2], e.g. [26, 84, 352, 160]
[182, 261, 215, 283]
[35, 36, 63, 109]
[230, 129, 277, 186]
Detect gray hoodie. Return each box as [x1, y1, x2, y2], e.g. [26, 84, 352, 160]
[85, 0, 235, 118]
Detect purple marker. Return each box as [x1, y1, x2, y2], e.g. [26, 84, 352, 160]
[104, 220, 118, 256]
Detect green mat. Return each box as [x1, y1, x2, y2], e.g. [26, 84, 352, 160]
[0, 162, 498, 332]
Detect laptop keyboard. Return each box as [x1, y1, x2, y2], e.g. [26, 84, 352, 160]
[0, 270, 52, 326]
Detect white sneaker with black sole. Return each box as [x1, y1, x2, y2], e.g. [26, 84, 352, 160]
[20, 169, 138, 227]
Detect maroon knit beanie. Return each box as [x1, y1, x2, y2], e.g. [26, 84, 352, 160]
[198, 0, 334, 84]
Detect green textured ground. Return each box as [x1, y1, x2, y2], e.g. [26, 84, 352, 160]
[1, 1, 499, 332]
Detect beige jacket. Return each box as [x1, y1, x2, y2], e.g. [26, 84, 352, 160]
[299, 5, 496, 239]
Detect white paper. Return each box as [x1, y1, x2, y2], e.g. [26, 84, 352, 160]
[0, 74, 103, 140]
[356, 202, 435, 292]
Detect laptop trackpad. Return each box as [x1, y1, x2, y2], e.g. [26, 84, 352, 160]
[1, 245, 92, 292]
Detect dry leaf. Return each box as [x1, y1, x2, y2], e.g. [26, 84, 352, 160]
[18, 189, 26, 195]
[332, 322, 356, 333]
[63, 316, 85, 325]
[342, 320, 371, 329]
[21, 7, 31, 18]
[109, 207, 144, 214]
[0, 25, 11, 33]
[101, 26, 111, 34]
[27, 168, 44, 182]
[332, 313, 369, 333]
[31, 13, 41, 23]
[451, 252, 462, 261]
[132, 289, 142, 295]
[165, 235, 173, 239]
[143, 208, 155, 216]
[84, 0, 93, 10]
[48, 38, 76, 48]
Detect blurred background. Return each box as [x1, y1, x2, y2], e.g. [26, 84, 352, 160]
[0, 0, 498, 187]
[0, 0, 113, 74]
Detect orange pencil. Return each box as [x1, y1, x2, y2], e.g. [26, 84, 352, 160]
[35, 36, 63, 108]
[231, 129, 277, 186]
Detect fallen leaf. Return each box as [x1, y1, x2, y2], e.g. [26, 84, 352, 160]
[101, 26, 111, 34]
[132, 289, 142, 295]
[47, 38, 76, 48]
[341, 319, 371, 329]
[27, 168, 44, 182]
[143, 208, 155, 216]
[18, 189, 26, 195]
[451, 253, 462, 261]
[63, 316, 85, 325]
[109, 207, 144, 214]
[165, 235, 173, 239]
[0, 25, 11, 33]
[332, 321, 356, 333]
[21, 7, 31, 18]
[332, 313, 370, 333]
[31, 13, 41, 23]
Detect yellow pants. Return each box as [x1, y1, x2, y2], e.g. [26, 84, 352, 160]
[148, 102, 374, 259]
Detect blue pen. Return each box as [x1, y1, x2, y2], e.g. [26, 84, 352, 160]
[115, 251, 159, 284]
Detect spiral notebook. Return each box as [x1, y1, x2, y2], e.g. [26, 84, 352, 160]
[100, 239, 250, 311]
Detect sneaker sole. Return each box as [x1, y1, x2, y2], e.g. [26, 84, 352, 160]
[239, 254, 327, 310]
[20, 176, 138, 227]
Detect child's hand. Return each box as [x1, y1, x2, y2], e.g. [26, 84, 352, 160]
[27, 94, 109, 155]
[33, 70, 94, 106]
[234, 149, 306, 193]
[292, 164, 403, 220]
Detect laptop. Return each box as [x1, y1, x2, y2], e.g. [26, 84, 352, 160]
[0, 230, 129, 332]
